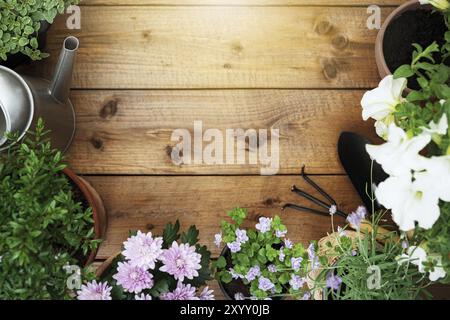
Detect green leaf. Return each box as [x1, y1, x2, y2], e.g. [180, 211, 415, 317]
[394, 65, 414, 79]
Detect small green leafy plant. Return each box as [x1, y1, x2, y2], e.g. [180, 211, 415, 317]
[0, 0, 79, 61]
[214, 208, 317, 300]
[0, 120, 99, 299]
[82, 221, 213, 300]
[314, 211, 432, 300]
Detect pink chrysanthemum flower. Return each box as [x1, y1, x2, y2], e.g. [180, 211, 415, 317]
[160, 282, 199, 300]
[159, 241, 202, 281]
[135, 293, 153, 300]
[77, 281, 112, 300]
[122, 231, 164, 269]
[113, 261, 154, 294]
[199, 286, 215, 300]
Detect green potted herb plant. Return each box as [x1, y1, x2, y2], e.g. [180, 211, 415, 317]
[0, 120, 107, 299]
[0, 0, 79, 68]
[214, 208, 318, 300]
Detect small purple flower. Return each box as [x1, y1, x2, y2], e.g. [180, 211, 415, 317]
[235, 229, 249, 244]
[301, 292, 311, 300]
[326, 273, 342, 290]
[268, 264, 277, 273]
[346, 206, 367, 229]
[255, 217, 272, 233]
[135, 293, 152, 300]
[276, 229, 287, 238]
[337, 226, 346, 237]
[351, 250, 357, 256]
[234, 292, 245, 300]
[258, 276, 275, 292]
[77, 281, 112, 300]
[229, 268, 244, 280]
[160, 282, 199, 300]
[329, 205, 337, 216]
[289, 275, 305, 290]
[284, 239, 293, 249]
[291, 257, 303, 272]
[214, 233, 222, 248]
[227, 241, 242, 253]
[113, 262, 154, 294]
[245, 265, 261, 281]
[159, 241, 202, 281]
[307, 243, 320, 271]
[279, 248, 286, 262]
[401, 240, 409, 249]
[199, 286, 215, 300]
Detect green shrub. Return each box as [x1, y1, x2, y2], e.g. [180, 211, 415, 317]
[0, 120, 99, 299]
[0, 0, 79, 61]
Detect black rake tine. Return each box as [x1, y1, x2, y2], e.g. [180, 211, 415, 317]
[282, 203, 330, 217]
[290, 185, 348, 218]
[301, 165, 337, 205]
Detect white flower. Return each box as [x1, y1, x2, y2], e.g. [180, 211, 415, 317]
[420, 0, 450, 11]
[398, 246, 427, 272]
[361, 75, 406, 121]
[414, 155, 450, 203]
[366, 123, 431, 176]
[428, 255, 447, 281]
[329, 205, 337, 216]
[375, 174, 440, 231]
[422, 113, 448, 136]
[374, 115, 395, 140]
[398, 247, 447, 281]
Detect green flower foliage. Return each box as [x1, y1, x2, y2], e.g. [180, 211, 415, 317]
[0, 0, 79, 61]
[0, 119, 99, 299]
[393, 41, 450, 278]
[317, 213, 431, 300]
[214, 208, 309, 300]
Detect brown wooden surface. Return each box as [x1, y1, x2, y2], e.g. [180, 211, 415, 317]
[30, 6, 393, 89]
[67, 89, 378, 174]
[87, 175, 356, 259]
[32, 0, 445, 299]
[83, 0, 402, 6]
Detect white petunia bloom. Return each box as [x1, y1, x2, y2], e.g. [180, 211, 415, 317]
[422, 113, 448, 136]
[375, 174, 441, 231]
[398, 247, 447, 281]
[398, 246, 428, 272]
[361, 75, 407, 121]
[428, 255, 447, 281]
[374, 115, 395, 140]
[366, 123, 431, 176]
[414, 155, 450, 202]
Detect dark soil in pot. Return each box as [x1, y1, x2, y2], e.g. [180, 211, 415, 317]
[218, 246, 286, 300]
[383, 9, 447, 90]
[0, 21, 51, 70]
[218, 248, 252, 300]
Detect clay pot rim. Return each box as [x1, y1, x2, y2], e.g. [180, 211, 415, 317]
[95, 251, 121, 278]
[62, 167, 104, 266]
[375, 0, 431, 80]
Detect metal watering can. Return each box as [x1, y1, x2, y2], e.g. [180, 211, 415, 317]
[0, 36, 79, 152]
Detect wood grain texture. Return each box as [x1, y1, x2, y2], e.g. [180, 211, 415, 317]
[83, 0, 402, 6]
[33, 6, 390, 89]
[66, 89, 379, 175]
[89, 175, 359, 259]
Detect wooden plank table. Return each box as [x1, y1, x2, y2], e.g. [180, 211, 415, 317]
[33, 0, 401, 299]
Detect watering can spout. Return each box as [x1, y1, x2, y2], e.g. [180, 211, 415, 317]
[49, 36, 79, 103]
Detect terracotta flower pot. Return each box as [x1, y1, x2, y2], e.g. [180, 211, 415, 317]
[62, 167, 108, 266]
[95, 252, 121, 278]
[375, 0, 431, 80]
